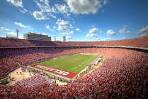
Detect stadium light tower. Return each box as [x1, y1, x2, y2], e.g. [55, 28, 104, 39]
[54, 36, 56, 41]
[63, 36, 66, 42]
[16, 29, 19, 39]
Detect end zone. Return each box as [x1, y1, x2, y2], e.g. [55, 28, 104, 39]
[35, 65, 77, 79]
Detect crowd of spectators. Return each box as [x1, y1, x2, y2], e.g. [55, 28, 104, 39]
[0, 36, 148, 47]
[13, 74, 54, 88]
[0, 47, 148, 98]
[0, 38, 57, 47]
[59, 36, 148, 47]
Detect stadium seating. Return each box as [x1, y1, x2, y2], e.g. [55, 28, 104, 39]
[0, 38, 57, 47]
[0, 37, 148, 98]
[0, 36, 148, 47]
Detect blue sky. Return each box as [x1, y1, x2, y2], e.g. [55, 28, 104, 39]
[0, 0, 148, 41]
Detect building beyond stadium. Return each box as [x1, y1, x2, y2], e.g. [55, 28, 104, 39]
[24, 32, 51, 41]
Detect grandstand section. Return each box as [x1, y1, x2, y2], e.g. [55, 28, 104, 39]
[0, 37, 148, 98]
[0, 36, 148, 47]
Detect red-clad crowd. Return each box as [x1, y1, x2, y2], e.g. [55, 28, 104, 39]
[0, 47, 148, 98]
[0, 38, 58, 47]
[0, 36, 148, 47]
[59, 36, 148, 47]
[14, 74, 54, 88]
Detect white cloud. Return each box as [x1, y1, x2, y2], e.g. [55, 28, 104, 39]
[32, 0, 56, 20]
[139, 25, 148, 33]
[6, 0, 28, 13]
[107, 29, 116, 36]
[86, 27, 99, 38]
[0, 26, 10, 32]
[15, 22, 26, 28]
[55, 4, 70, 15]
[140, 33, 148, 37]
[76, 28, 80, 31]
[42, 32, 48, 35]
[0, 26, 12, 37]
[0, 25, 32, 39]
[56, 19, 75, 40]
[32, 11, 47, 20]
[119, 25, 130, 34]
[6, 32, 17, 38]
[7, 0, 23, 7]
[62, 31, 74, 40]
[7, 31, 24, 39]
[45, 25, 54, 32]
[139, 25, 148, 37]
[56, 19, 72, 31]
[14, 22, 33, 30]
[6, 31, 24, 39]
[32, 0, 106, 20]
[33, 0, 71, 20]
[65, 0, 105, 14]
[0, 27, 24, 38]
[33, 0, 56, 13]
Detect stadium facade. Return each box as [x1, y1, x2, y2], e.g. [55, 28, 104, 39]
[24, 32, 51, 41]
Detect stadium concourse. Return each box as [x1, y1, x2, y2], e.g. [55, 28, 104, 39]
[0, 36, 148, 98]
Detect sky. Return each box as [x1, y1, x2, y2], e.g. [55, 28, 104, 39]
[0, 0, 148, 41]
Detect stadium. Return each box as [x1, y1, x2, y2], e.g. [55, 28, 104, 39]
[0, 0, 148, 98]
[0, 36, 148, 98]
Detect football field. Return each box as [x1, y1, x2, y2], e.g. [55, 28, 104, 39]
[39, 54, 97, 73]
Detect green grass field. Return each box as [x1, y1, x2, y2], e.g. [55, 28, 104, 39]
[39, 54, 97, 73]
